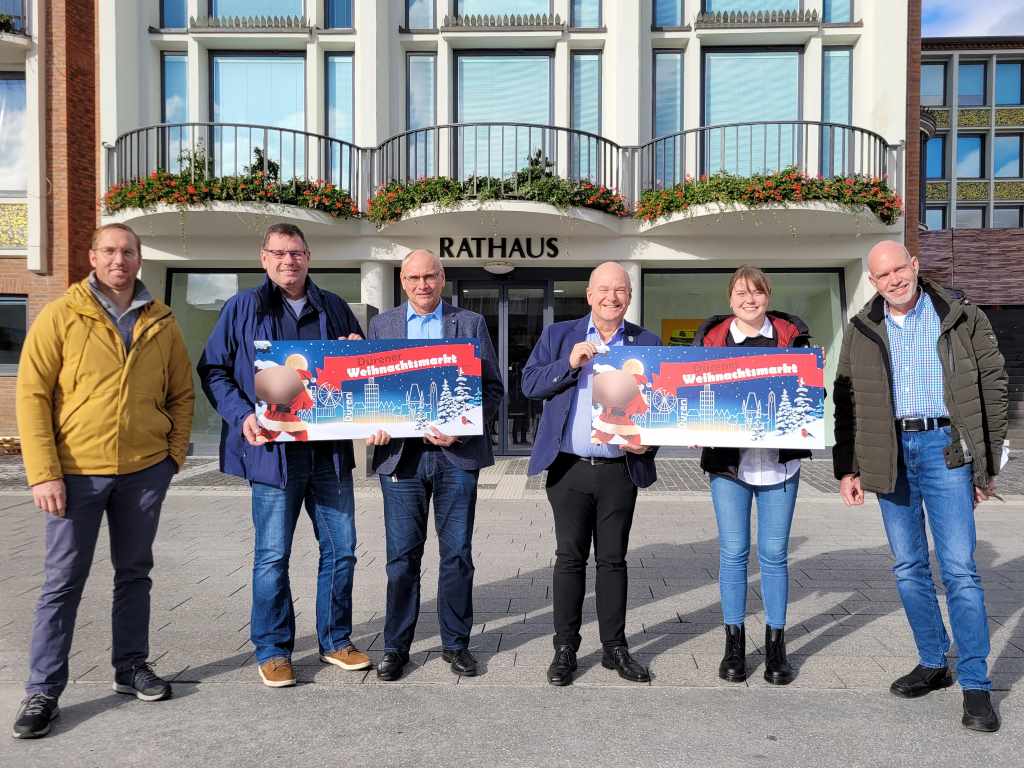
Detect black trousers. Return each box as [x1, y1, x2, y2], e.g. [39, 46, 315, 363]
[545, 453, 638, 651]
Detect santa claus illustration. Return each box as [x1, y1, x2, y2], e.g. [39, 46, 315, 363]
[591, 358, 650, 447]
[253, 353, 315, 443]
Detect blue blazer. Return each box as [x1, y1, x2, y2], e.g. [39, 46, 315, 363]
[367, 301, 504, 474]
[521, 315, 661, 488]
[197, 276, 364, 489]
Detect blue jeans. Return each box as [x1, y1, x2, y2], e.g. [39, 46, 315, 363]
[710, 471, 800, 629]
[878, 427, 990, 691]
[250, 445, 356, 663]
[379, 446, 478, 654]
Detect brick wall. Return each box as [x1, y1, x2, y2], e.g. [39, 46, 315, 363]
[919, 228, 1024, 305]
[905, 0, 922, 256]
[0, 0, 100, 435]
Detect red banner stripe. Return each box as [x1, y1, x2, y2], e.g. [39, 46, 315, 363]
[651, 352, 823, 392]
[317, 343, 481, 388]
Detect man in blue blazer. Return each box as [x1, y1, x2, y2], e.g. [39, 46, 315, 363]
[522, 261, 659, 686]
[366, 249, 504, 681]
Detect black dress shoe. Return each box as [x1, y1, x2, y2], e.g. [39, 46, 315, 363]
[889, 664, 953, 698]
[442, 649, 479, 677]
[763, 627, 794, 686]
[547, 646, 577, 686]
[601, 646, 650, 683]
[376, 651, 409, 682]
[718, 624, 747, 682]
[962, 690, 1000, 733]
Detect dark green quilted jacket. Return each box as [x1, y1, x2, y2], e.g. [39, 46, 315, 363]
[833, 277, 1008, 494]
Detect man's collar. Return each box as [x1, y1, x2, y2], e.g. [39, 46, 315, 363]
[884, 289, 926, 321]
[729, 316, 773, 343]
[407, 300, 443, 320]
[587, 314, 625, 338]
[87, 270, 150, 306]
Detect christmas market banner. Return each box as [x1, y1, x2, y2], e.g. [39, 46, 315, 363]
[252, 339, 485, 442]
[591, 346, 825, 449]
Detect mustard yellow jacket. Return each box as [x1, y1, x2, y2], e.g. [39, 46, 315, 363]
[16, 278, 195, 485]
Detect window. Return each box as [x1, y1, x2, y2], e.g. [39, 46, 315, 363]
[0, 73, 26, 193]
[571, 0, 601, 28]
[0, 296, 26, 374]
[993, 206, 1024, 229]
[406, 53, 436, 178]
[456, 0, 548, 15]
[956, 135, 985, 178]
[455, 54, 552, 179]
[704, 1, 800, 11]
[925, 135, 945, 179]
[822, 48, 852, 176]
[327, 0, 353, 28]
[211, 0, 303, 16]
[956, 207, 985, 229]
[995, 135, 1023, 178]
[161, 0, 187, 27]
[921, 62, 946, 107]
[704, 49, 801, 175]
[571, 52, 601, 180]
[212, 54, 305, 178]
[958, 62, 987, 107]
[406, 0, 433, 29]
[823, 0, 853, 23]
[925, 206, 946, 230]
[326, 53, 354, 187]
[653, 0, 682, 27]
[161, 53, 188, 172]
[653, 50, 683, 186]
[996, 62, 1024, 106]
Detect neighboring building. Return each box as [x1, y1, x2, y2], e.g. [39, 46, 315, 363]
[0, 0, 100, 432]
[919, 36, 1024, 397]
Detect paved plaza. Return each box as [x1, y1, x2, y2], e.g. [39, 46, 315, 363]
[1, 456, 1022, 767]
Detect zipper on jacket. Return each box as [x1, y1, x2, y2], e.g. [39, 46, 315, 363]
[851, 316, 899, 490]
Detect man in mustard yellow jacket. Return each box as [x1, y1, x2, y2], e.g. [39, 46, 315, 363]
[11, 223, 194, 740]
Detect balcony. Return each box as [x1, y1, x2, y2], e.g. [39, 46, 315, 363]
[104, 120, 903, 239]
[0, 1, 29, 60]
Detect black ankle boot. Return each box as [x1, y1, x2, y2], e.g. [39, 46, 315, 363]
[718, 624, 747, 682]
[764, 626, 794, 685]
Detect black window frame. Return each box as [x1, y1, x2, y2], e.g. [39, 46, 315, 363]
[0, 295, 27, 376]
[956, 133, 986, 179]
[955, 206, 986, 229]
[996, 60, 1024, 107]
[160, 0, 188, 29]
[404, 0, 435, 31]
[326, 0, 354, 29]
[822, 0, 854, 24]
[925, 134, 946, 180]
[924, 205, 947, 231]
[653, 0, 685, 30]
[993, 205, 1024, 229]
[994, 133, 1024, 179]
[958, 60, 988, 107]
[921, 61, 947, 107]
[570, 0, 603, 29]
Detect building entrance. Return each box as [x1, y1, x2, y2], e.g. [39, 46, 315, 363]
[443, 268, 592, 456]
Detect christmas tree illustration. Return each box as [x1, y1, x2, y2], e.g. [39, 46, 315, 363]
[775, 388, 796, 435]
[453, 370, 473, 415]
[436, 378, 458, 424]
[792, 379, 816, 427]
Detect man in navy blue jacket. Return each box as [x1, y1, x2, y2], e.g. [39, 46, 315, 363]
[197, 223, 370, 688]
[523, 261, 659, 686]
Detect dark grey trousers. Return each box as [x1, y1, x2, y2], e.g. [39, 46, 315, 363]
[25, 457, 175, 697]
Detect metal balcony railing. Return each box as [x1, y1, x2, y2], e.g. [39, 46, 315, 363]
[0, 0, 27, 34]
[106, 120, 904, 213]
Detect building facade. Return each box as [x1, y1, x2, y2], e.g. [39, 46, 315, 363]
[918, 35, 1024, 396]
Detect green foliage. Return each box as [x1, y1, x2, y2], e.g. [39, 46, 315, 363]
[0, 14, 16, 34]
[634, 167, 903, 226]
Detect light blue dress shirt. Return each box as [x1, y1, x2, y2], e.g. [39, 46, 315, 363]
[560, 317, 626, 458]
[885, 291, 948, 419]
[406, 301, 443, 340]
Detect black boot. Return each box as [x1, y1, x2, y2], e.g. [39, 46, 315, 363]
[764, 626, 794, 685]
[718, 624, 747, 682]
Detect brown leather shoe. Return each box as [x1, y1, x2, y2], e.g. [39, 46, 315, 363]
[257, 658, 296, 688]
[320, 645, 371, 671]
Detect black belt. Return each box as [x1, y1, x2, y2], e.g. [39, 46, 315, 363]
[561, 452, 627, 466]
[896, 416, 951, 432]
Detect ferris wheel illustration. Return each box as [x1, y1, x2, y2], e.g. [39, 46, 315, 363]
[316, 383, 342, 407]
[650, 389, 678, 424]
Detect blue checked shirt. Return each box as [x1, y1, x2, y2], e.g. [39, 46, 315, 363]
[406, 301, 443, 340]
[560, 317, 625, 458]
[885, 291, 949, 419]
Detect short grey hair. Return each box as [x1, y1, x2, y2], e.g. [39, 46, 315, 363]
[401, 249, 444, 275]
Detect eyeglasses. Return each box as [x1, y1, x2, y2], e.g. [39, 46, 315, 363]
[873, 264, 915, 285]
[402, 272, 441, 285]
[262, 249, 308, 260]
[96, 247, 139, 259]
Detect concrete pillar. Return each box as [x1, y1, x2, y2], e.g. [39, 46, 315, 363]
[624, 261, 642, 325]
[360, 260, 393, 311]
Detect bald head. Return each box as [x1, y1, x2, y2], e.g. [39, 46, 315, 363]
[587, 261, 632, 329]
[867, 239, 920, 314]
[402, 248, 443, 274]
[401, 249, 446, 315]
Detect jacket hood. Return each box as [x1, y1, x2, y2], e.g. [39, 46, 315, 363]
[693, 310, 811, 347]
[65, 276, 169, 325]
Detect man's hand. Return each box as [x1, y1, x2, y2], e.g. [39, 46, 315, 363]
[620, 443, 649, 455]
[32, 479, 66, 517]
[975, 479, 998, 505]
[839, 474, 864, 506]
[242, 414, 266, 446]
[340, 333, 363, 340]
[569, 342, 598, 370]
[367, 430, 391, 446]
[423, 426, 458, 447]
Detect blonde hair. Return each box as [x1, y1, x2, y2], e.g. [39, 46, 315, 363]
[728, 265, 771, 297]
[91, 223, 142, 254]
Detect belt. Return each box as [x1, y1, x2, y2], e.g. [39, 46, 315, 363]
[562, 452, 627, 465]
[895, 416, 951, 432]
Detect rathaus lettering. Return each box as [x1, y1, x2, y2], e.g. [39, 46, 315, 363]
[439, 237, 559, 259]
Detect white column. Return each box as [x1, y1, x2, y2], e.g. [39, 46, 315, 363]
[624, 262, 642, 325]
[26, 0, 47, 273]
[360, 261, 394, 312]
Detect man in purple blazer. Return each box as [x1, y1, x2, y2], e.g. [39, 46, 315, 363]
[522, 261, 659, 686]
